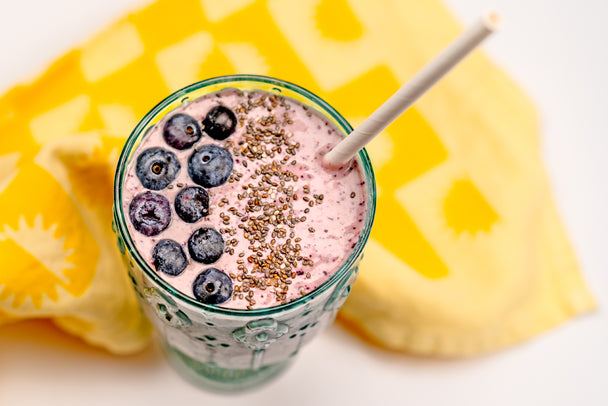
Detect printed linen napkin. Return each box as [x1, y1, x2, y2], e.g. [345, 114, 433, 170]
[0, 0, 595, 354]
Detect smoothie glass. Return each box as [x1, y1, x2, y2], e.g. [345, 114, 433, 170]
[112, 75, 376, 392]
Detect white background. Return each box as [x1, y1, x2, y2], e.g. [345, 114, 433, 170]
[1, 0, 607, 405]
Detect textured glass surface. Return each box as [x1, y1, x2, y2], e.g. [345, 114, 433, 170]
[113, 75, 376, 392]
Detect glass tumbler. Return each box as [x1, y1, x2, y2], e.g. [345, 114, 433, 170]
[112, 75, 376, 393]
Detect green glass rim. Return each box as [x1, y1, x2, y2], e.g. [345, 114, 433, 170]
[113, 74, 376, 317]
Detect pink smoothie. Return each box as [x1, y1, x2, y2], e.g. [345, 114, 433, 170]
[122, 89, 367, 309]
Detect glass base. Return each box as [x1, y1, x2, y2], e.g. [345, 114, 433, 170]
[161, 342, 292, 393]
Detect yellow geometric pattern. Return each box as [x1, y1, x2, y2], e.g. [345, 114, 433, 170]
[315, 0, 364, 42]
[80, 22, 145, 83]
[29, 95, 92, 146]
[155, 31, 215, 91]
[444, 179, 498, 234]
[0, 0, 595, 355]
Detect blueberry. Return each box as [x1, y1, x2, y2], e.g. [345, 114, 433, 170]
[129, 192, 171, 236]
[192, 268, 233, 304]
[163, 113, 202, 150]
[174, 186, 209, 223]
[188, 145, 233, 188]
[152, 239, 188, 276]
[188, 227, 224, 264]
[202, 105, 237, 140]
[135, 147, 180, 190]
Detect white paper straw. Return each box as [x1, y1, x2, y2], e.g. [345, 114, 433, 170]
[323, 12, 501, 167]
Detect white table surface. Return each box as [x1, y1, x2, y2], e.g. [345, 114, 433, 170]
[1, 1, 607, 405]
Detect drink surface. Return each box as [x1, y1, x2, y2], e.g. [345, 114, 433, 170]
[122, 89, 367, 309]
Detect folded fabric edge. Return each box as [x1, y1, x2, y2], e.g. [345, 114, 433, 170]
[52, 314, 153, 355]
[0, 313, 153, 356]
[337, 283, 596, 358]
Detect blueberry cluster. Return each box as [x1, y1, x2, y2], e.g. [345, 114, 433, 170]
[128, 105, 238, 305]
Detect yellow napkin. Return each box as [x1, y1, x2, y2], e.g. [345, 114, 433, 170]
[0, 0, 595, 355]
